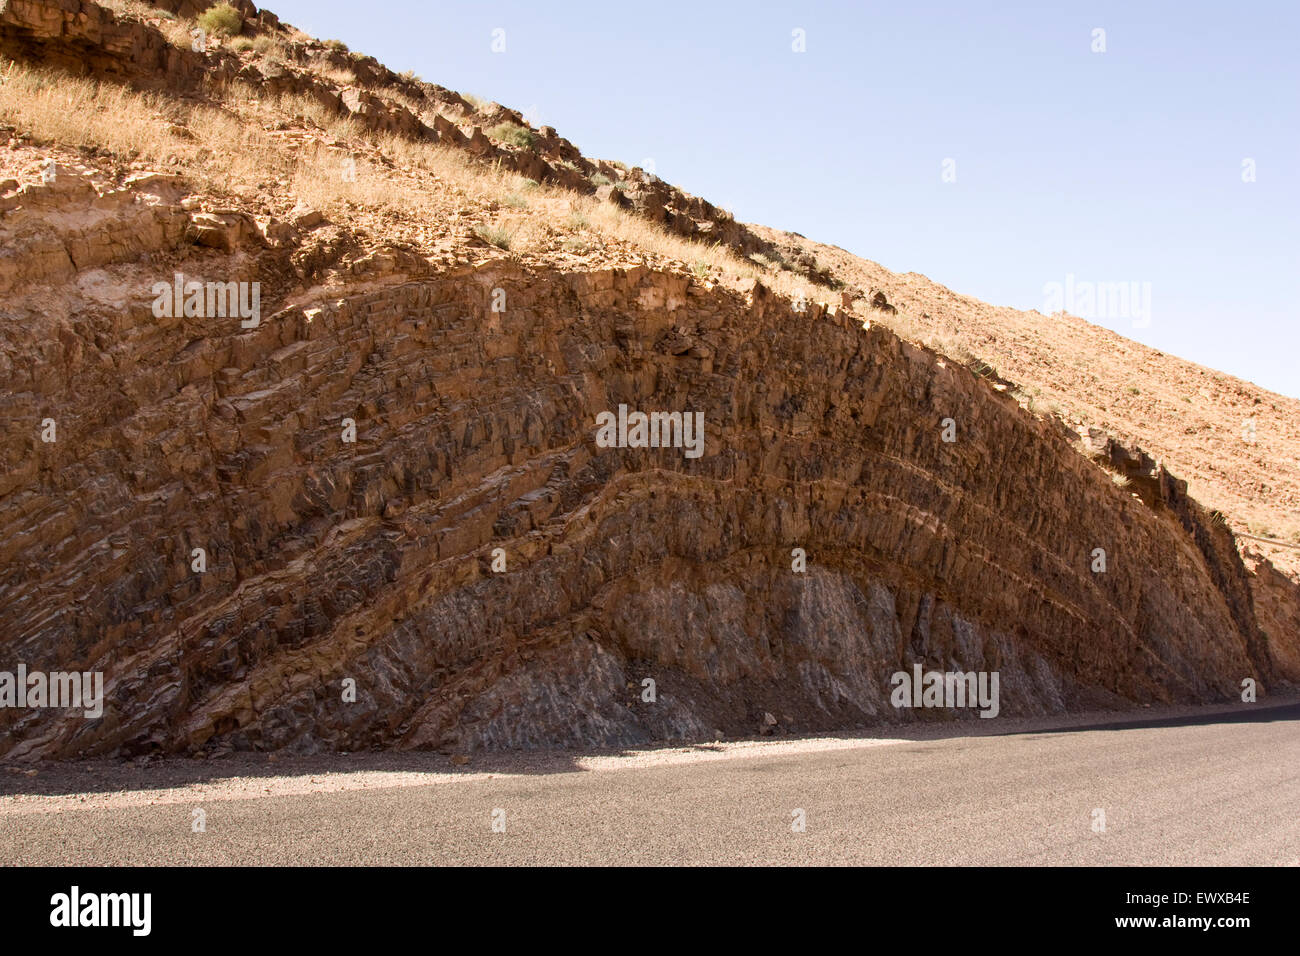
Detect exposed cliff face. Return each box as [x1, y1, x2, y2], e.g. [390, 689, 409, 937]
[0, 0, 1294, 760]
[0, 161, 1281, 758]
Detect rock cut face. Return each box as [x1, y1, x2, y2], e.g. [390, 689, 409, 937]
[0, 189, 1278, 756]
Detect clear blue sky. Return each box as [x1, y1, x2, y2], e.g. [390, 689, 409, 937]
[267, 0, 1299, 397]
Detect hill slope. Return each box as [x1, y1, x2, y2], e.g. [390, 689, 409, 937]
[0, 0, 1295, 758]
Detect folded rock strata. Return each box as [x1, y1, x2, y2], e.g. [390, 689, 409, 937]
[0, 167, 1286, 758]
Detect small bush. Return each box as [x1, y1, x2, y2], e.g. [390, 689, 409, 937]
[197, 2, 243, 37]
[692, 260, 711, 279]
[461, 93, 484, 110]
[229, 36, 254, 52]
[487, 122, 536, 150]
[323, 38, 349, 53]
[590, 172, 613, 187]
[502, 192, 528, 209]
[473, 224, 512, 250]
[252, 35, 277, 53]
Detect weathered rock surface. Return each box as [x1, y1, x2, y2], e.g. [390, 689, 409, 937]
[0, 165, 1286, 759]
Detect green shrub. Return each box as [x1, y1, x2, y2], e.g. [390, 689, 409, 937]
[487, 122, 536, 150]
[473, 224, 512, 250]
[197, 2, 243, 37]
[590, 172, 613, 187]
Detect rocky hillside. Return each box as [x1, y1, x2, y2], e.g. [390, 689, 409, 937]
[0, 0, 1295, 759]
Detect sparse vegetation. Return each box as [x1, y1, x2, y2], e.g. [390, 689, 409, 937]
[196, 2, 243, 37]
[473, 224, 513, 250]
[487, 122, 536, 150]
[502, 192, 528, 210]
[590, 173, 613, 187]
[323, 39, 349, 53]
[1011, 389, 1037, 414]
[0, 61, 827, 308]
[316, 65, 358, 87]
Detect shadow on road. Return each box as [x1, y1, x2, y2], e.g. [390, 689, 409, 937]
[999, 701, 1300, 737]
[3, 701, 1297, 800]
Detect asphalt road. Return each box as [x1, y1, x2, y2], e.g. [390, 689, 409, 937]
[3, 703, 1298, 865]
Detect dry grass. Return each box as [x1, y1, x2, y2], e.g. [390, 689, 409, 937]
[0, 61, 821, 302]
[0, 63, 195, 160]
[314, 64, 358, 89]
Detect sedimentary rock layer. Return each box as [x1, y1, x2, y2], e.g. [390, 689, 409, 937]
[0, 169, 1280, 757]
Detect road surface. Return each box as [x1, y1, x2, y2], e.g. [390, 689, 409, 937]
[2, 702, 1297, 865]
